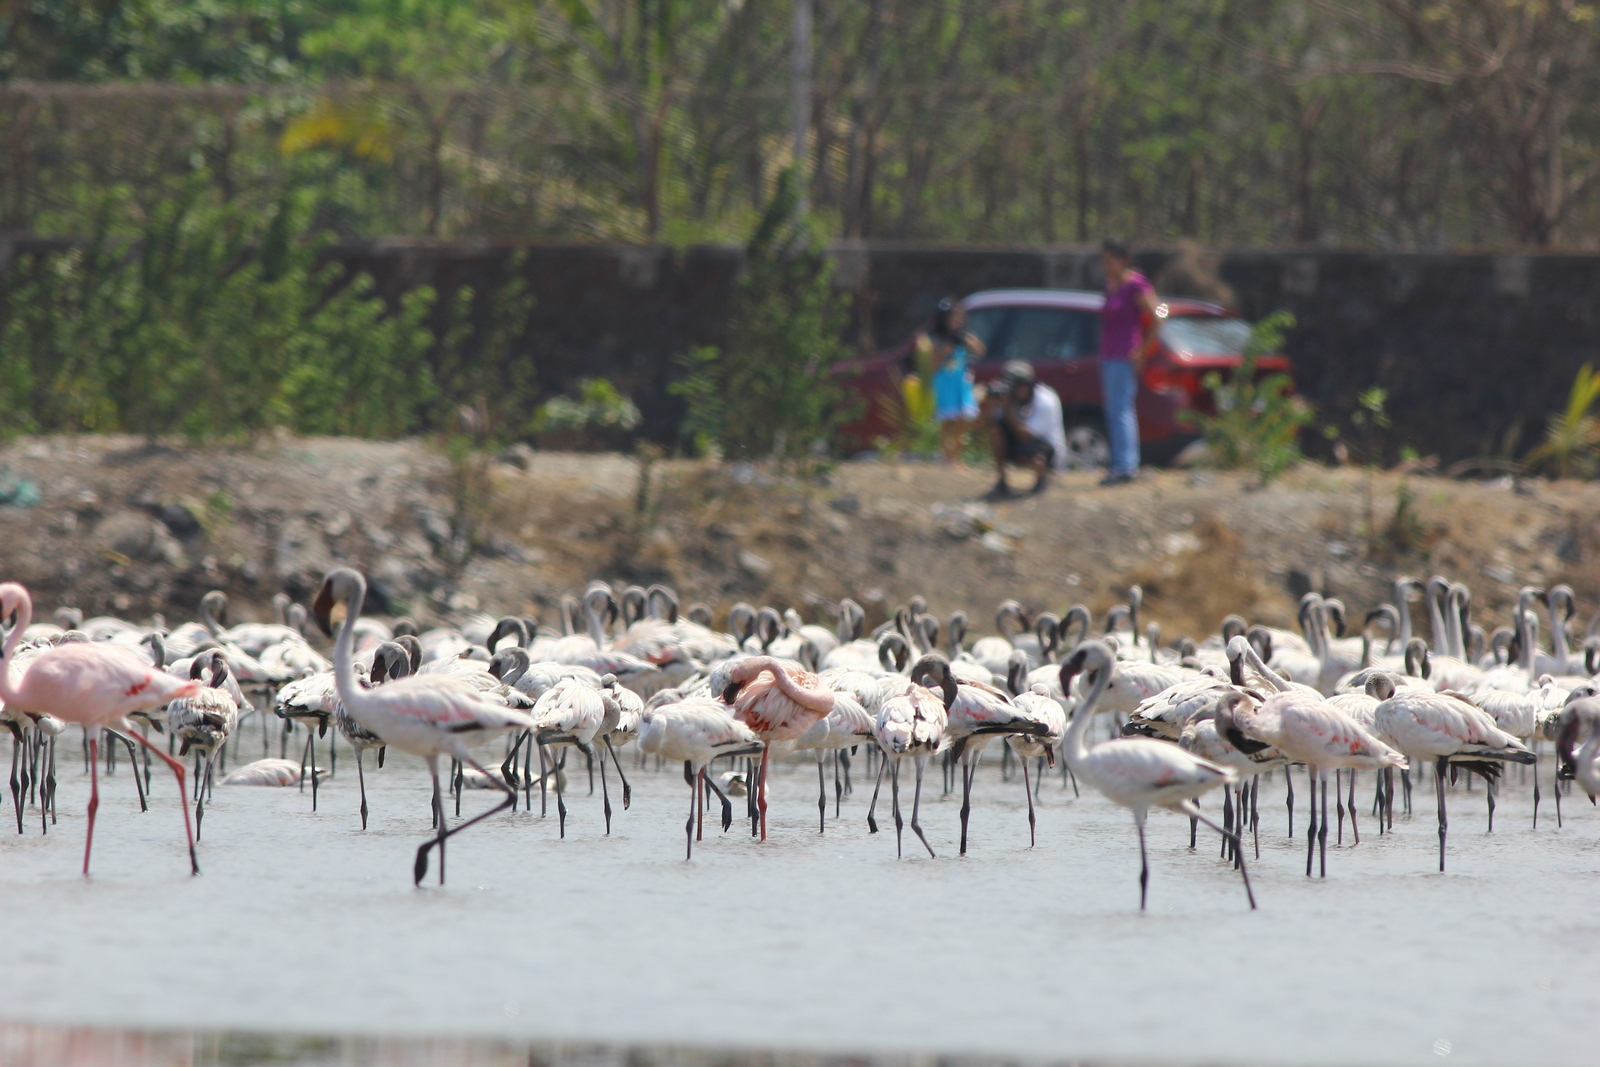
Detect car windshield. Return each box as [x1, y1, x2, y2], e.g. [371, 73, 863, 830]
[1160, 315, 1252, 356]
[964, 305, 1098, 362]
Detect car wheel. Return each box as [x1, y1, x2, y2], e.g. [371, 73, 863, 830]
[1059, 417, 1110, 471]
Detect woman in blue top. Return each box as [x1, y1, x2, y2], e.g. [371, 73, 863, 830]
[920, 298, 986, 464]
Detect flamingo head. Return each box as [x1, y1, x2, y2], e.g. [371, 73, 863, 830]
[909, 651, 957, 710]
[1059, 639, 1114, 696]
[0, 582, 31, 635]
[1364, 672, 1398, 701]
[313, 568, 366, 638]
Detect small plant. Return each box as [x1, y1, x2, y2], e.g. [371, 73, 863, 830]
[1386, 480, 1428, 553]
[1179, 309, 1313, 483]
[531, 377, 642, 451]
[1524, 363, 1600, 479]
[672, 169, 851, 467]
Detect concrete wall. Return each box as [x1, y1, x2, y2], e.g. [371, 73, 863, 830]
[9, 234, 1597, 460]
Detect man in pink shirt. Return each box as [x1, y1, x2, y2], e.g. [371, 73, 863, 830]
[1098, 239, 1161, 485]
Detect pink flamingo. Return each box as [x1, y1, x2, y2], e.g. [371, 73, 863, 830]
[0, 582, 201, 877]
[718, 655, 835, 841]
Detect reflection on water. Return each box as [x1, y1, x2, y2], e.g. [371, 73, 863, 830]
[0, 1025, 979, 1067]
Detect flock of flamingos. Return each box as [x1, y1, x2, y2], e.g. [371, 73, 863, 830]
[1, 569, 1598, 910]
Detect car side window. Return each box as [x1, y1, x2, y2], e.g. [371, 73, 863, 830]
[990, 308, 1098, 362]
[963, 307, 1008, 356]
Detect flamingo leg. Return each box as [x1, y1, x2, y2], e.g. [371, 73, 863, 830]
[83, 736, 100, 878]
[1532, 754, 1541, 828]
[536, 739, 549, 817]
[757, 746, 770, 842]
[1402, 767, 1412, 815]
[10, 733, 22, 835]
[958, 755, 973, 855]
[1335, 769, 1345, 846]
[745, 757, 758, 837]
[1286, 766, 1295, 838]
[127, 729, 198, 876]
[1348, 769, 1360, 845]
[1436, 756, 1449, 873]
[838, 751, 851, 819]
[605, 738, 631, 809]
[890, 758, 903, 857]
[703, 769, 733, 832]
[841, 746, 853, 797]
[684, 766, 696, 861]
[866, 755, 886, 834]
[1555, 761, 1564, 826]
[910, 754, 934, 858]
[1485, 771, 1495, 833]
[1135, 812, 1149, 912]
[1220, 788, 1232, 860]
[1181, 803, 1257, 910]
[1020, 751, 1037, 848]
[415, 756, 517, 887]
[1319, 769, 1329, 877]
[356, 749, 369, 830]
[1305, 768, 1317, 877]
[107, 731, 146, 813]
[816, 751, 826, 834]
[552, 745, 568, 838]
[595, 742, 613, 835]
[1250, 776, 1260, 858]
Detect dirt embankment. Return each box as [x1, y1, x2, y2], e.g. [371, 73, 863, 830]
[0, 435, 1596, 639]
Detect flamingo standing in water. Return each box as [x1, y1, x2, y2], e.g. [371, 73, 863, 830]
[637, 696, 765, 858]
[313, 568, 535, 886]
[0, 582, 201, 877]
[1059, 641, 1255, 911]
[1223, 637, 1407, 877]
[718, 655, 836, 841]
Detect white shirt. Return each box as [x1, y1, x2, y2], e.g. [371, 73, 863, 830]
[1019, 383, 1068, 470]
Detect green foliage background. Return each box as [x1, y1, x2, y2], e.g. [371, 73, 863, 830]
[0, 180, 536, 440]
[672, 171, 850, 462]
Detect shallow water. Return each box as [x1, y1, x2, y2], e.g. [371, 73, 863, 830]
[1, 729, 1597, 1067]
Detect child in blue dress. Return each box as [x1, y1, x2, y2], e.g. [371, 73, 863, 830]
[920, 298, 986, 464]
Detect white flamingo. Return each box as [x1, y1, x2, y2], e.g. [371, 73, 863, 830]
[1371, 673, 1534, 870]
[1059, 641, 1255, 911]
[312, 568, 535, 886]
[1219, 637, 1407, 878]
[637, 697, 764, 858]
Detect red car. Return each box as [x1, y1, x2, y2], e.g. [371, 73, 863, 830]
[834, 288, 1293, 466]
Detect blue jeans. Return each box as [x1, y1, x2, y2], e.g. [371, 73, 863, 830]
[1100, 358, 1140, 475]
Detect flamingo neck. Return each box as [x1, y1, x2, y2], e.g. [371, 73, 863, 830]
[1395, 589, 1413, 650]
[758, 658, 832, 714]
[1428, 588, 1448, 656]
[585, 602, 606, 647]
[331, 586, 368, 716]
[0, 588, 31, 706]
[1063, 667, 1107, 770]
[1242, 641, 1290, 693]
[1549, 601, 1569, 674]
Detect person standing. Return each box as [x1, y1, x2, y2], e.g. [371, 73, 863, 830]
[1098, 239, 1161, 486]
[985, 360, 1066, 498]
[918, 298, 985, 464]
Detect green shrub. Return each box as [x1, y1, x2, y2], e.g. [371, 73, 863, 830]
[531, 377, 642, 450]
[1179, 309, 1312, 483]
[671, 170, 851, 464]
[0, 182, 439, 439]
